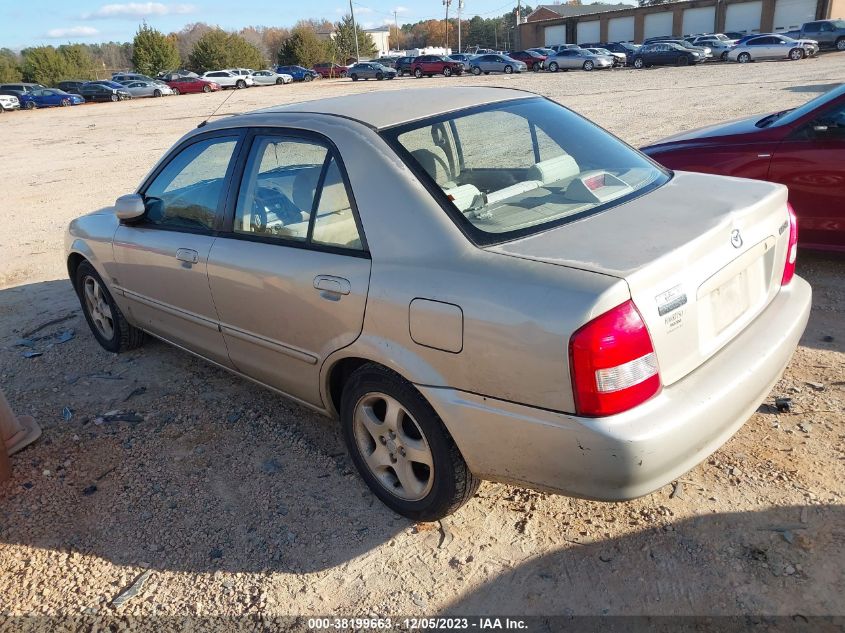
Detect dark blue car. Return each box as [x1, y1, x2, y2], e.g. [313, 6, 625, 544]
[0, 87, 84, 109]
[275, 65, 320, 82]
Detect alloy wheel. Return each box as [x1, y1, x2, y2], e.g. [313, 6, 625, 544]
[83, 276, 115, 341]
[504, 65, 513, 73]
[353, 392, 435, 502]
[549, 62, 559, 72]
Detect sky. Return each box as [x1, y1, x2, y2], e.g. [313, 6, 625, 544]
[0, 1, 580, 49]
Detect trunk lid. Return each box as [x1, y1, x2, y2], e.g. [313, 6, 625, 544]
[487, 171, 791, 386]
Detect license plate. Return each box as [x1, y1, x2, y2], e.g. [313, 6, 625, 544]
[711, 270, 749, 334]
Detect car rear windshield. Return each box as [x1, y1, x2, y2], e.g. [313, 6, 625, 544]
[382, 97, 669, 245]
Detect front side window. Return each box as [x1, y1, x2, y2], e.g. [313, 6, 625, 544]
[234, 136, 363, 250]
[385, 98, 668, 244]
[143, 136, 238, 231]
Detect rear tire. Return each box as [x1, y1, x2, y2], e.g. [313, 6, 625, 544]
[340, 364, 480, 521]
[837, 37, 845, 51]
[583, 60, 594, 71]
[75, 261, 144, 354]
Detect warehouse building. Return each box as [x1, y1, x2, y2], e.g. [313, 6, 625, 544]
[519, 0, 844, 46]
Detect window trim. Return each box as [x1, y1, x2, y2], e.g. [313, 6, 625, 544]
[379, 97, 671, 248]
[220, 127, 370, 258]
[134, 129, 248, 236]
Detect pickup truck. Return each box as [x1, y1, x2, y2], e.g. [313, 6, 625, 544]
[796, 19, 845, 50]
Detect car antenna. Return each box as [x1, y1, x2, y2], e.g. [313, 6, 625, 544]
[198, 87, 237, 128]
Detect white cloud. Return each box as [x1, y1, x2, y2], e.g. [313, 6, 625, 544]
[83, 3, 197, 19]
[46, 26, 100, 38]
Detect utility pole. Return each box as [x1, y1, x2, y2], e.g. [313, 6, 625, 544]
[443, 0, 452, 51]
[457, 0, 464, 54]
[393, 9, 399, 53]
[516, 0, 521, 50]
[349, 0, 360, 62]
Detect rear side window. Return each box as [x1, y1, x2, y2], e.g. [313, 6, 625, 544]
[385, 98, 668, 245]
[143, 137, 238, 231]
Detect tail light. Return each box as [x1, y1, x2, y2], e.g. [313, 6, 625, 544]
[781, 203, 798, 286]
[569, 300, 661, 417]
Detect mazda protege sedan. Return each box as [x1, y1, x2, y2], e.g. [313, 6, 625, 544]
[66, 88, 811, 520]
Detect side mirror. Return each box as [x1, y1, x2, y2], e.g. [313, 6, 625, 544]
[114, 193, 146, 220]
[813, 124, 829, 133]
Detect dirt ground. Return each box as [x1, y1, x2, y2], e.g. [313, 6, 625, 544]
[1, 55, 844, 626]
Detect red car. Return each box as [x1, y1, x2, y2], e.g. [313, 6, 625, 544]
[166, 77, 221, 95]
[313, 63, 349, 78]
[642, 84, 845, 251]
[508, 50, 548, 71]
[411, 55, 464, 78]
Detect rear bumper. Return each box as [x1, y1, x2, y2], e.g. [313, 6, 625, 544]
[420, 277, 811, 500]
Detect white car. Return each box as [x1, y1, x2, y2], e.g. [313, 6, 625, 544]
[689, 34, 738, 60]
[0, 94, 20, 112]
[251, 70, 293, 85]
[201, 70, 254, 89]
[119, 80, 175, 98]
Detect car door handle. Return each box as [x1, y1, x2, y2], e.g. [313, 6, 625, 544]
[175, 248, 199, 264]
[314, 275, 351, 296]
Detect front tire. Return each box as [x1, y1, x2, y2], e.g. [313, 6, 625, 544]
[341, 364, 480, 521]
[677, 55, 689, 66]
[789, 48, 804, 60]
[633, 57, 644, 69]
[236, 79, 246, 89]
[443, 67, 452, 77]
[414, 68, 423, 78]
[110, 94, 119, 102]
[153, 89, 162, 97]
[471, 66, 482, 75]
[738, 52, 751, 63]
[351, 73, 358, 81]
[376, 72, 384, 80]
[532, 62, 541, 72]
[172, 87, 181, 95]
[304, 74, 313, 82]
[548, 61, 559, 72]
[720, 51, 728, 61]
[75, 261, 144, 353]
[504, 65, 513, 74]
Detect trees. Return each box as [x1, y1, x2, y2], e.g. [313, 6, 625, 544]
[332, 15, 376, 62]
[188, 29, 267, 73]
[21, 47, 72, 85]
[278, 26, 329, 66]
[0, 49, 22, 83]
[57, 44, 97, 79]
[132, 23, 180, 75]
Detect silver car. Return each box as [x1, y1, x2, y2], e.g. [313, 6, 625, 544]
[469, 54, 528, 75]
[251, 70, 293, 85]
[119, 80, 174, 98]
[728, 34, 819, 62]
[66, 88, 810, 520]
[547, 48, 614, 71]
[583, 47, 626, 66]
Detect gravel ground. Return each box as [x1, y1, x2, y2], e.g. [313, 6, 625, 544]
[1, 55, 844, 626]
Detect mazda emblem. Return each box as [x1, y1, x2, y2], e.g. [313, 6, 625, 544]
[730, 229, 743, 249]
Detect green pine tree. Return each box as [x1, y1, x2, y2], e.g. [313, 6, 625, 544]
[132, 22, 180, 76]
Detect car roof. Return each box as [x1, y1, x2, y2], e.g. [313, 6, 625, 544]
[239, 87, 534, 130]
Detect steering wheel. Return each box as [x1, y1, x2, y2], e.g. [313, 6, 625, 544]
[251, 186, 300, 232]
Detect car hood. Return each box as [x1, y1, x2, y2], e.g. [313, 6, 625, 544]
[644, 113, 765, 146]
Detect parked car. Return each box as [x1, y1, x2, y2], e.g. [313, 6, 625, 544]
[313, 63, 349, 78]
[119, 80, 174, 98]
[688, 34, 738, 60]
[56, 80, 88, 95]
[448, 53, 475, 71]
[795, 19, 845, 50]
[411, 55, 464, 78]
[78, 81, 131, 102]
[645, 39, 712, 60]
[469, 54, 528, 75]
[370, 57, 400, 68]
[0, 82, 45, 94]
[0, 90, 34, 109]
[348, 62, 397, 81]
[727, 34, 818, 62]
[0, 93, 20, 112]
[547, 48, 614, 71]
[166, 77, 221, 95]
[582, 47, 626, 66]
[14, 87, 85, 108]
[723, 31, 747, 40]
[66, 87, 811, 520]
[548, 44, 581, 52]
[394, 56, 416, 76]
[642, 83, 845, 250]
[201, 70, 254, 89]
[158, 70, 199, 82]
[226, 68, 255, 77]
[275, 65, 320, 82]
[507, 50, 547, 71]
[251, 70, 293, 85]
[113, 73, 159, 84]
[632, 42, 705, 68]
